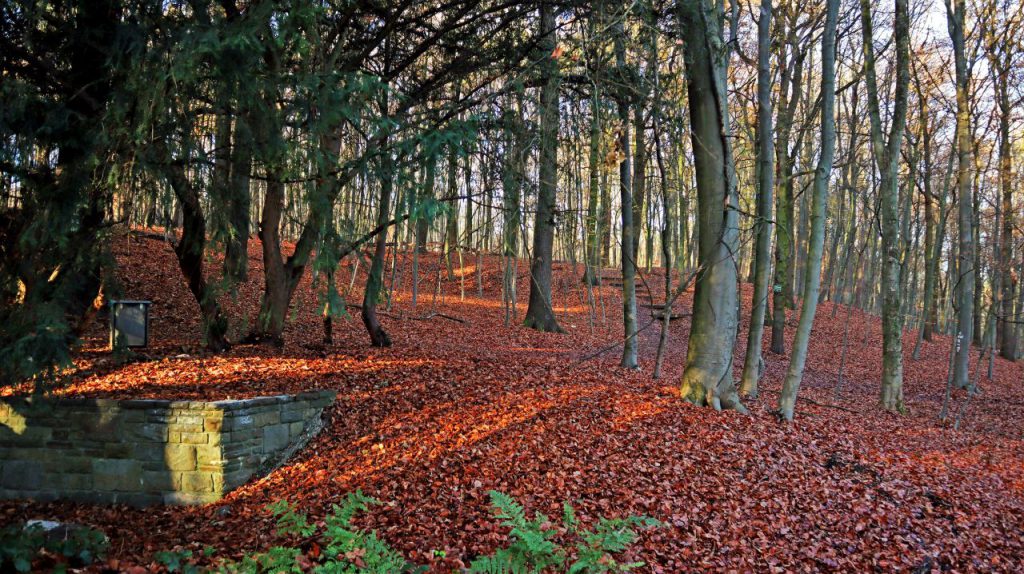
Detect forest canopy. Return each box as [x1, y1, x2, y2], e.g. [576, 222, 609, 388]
[1, 0, 1022, 423]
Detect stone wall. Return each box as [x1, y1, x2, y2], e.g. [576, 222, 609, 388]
[0, 390, 335, 506]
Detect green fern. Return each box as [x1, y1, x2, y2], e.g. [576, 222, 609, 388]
[317, 491, 411, 573]
[194, 492, 659, 574]
[215, 546, 303, 574]
[470, 493, 661, 574]
[569, 516, 663, 574]
[470, 490, 565, 573]
[267, 500, 316, 538]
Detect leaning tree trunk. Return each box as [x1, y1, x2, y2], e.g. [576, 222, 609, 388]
[253, 173, 294, 346]
[250, 129, 347, 346]
[677, 0, 746, 413]
[523, 1, 563, 333]
[739, 0, 775, 399]
[363, 142, 394, 347]
[161, 150, 230, 352]
[777, 0, 838, 421]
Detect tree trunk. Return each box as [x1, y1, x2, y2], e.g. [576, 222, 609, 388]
[915, 67, 937, 344]
[502, 91, 525, 326]
[769, 16, 805, 355]
[739, 0, 775, 399]
[523, 1, 563, 333]
[614, 12, 639, 368]
[946, 0, 975, 388]
[444, 97, 460, 281]
[994, 65, 1017, 359]
[778, 0, 838, 421]
[861, 0, 911, 412]
[223, 113, 252, 285]
[250, 130, 346, 345]
[583, 4, 603, 287]
[363, 143, 394, 347]
[160, 147, 230, 352]
[677, 0, 746, 413]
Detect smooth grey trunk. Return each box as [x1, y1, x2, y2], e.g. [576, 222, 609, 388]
[677, 0, 746, 413]
[946, 0, 975, 389]
[777, 0, 838, 421]
[988, 23, 1018, 359]
[739, 0, 775, 399]
[502, 92, 525, 326]
[583, 71, 602, 286]
[911, 61, 938, 350]
[652, 85, 673, 379]
[770, 14, 805, 355]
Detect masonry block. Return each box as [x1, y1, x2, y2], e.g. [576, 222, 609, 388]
[164, 444, 197, 471]
[92, 459, 142, 492]
[0, 391, 334, 506]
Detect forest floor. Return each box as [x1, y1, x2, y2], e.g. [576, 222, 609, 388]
[3, 231, 1024, 572]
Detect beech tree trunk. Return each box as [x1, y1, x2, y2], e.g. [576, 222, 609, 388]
[861, 0, 911, 413]
[739, 0, 774, 398]
[363, 145, 394, 348]
[769, 12, 806, 355]
[778, 0, 838, 421]
[583, 2, 604, 287]
[677, 0, 746, 413]
[991, 44, 1017, 360]
[947, 0, 975, 389]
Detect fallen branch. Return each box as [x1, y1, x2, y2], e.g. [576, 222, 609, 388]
[411, 312, 466, 323]
[346, 305, 466, 324]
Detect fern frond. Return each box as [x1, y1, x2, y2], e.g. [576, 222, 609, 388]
[562, 502, 579, 533]
[487, 490, 528, 530]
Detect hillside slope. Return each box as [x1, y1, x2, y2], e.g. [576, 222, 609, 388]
[3, 232, 1023, 572]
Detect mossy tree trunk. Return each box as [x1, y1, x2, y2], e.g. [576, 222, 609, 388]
[677, 0, 746, 413]
[861, 0, 911, 412]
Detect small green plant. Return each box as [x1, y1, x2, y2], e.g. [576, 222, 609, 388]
[213, 491, 420, 574]
[468, 491, 661, 574]
[267, 499, 317, 538]
[155, 548, 200, 574]
[0, 525, 42, 573]
[157, 491, 656, 573]
[0, 522, 108, 573]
